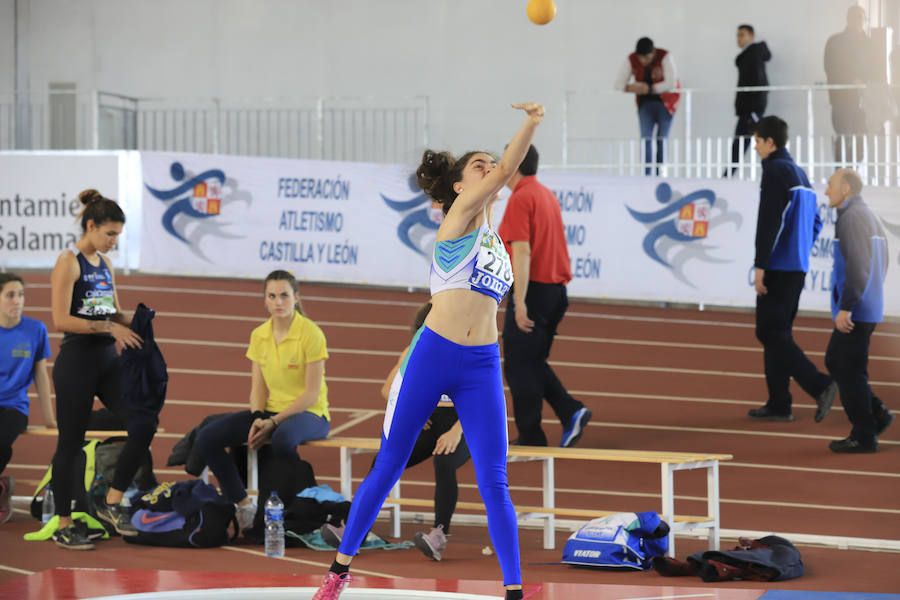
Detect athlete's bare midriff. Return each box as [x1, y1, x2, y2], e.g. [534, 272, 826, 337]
[425, 288, 499, 346]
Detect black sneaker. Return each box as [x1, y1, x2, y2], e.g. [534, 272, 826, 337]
[54, 522, 95, 550]
[875, 408, 895, 436]
[814, 381, 838, 423]
[829, 436, 878, 453]
[95, 499, 137, 536]
[320, 522, 345, 548]
[748, 406, 795, 422]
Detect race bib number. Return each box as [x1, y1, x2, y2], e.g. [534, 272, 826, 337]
[469, 231, 513, 298]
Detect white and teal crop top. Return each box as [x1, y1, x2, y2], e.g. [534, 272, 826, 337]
[430, 223, 513, 304]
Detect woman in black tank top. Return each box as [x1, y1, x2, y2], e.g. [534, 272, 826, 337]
[48, 189, 143, 550]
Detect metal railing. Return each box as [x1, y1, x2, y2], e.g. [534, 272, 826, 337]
[3, 84, 900, 186]
[561, 83, 900, 186]
[1, 91, 429, 164]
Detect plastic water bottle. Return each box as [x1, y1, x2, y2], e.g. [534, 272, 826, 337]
[264, 491, 285, 557]
[41, 487, 55, 524]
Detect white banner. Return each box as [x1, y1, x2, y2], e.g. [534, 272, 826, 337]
[139, 152, 441, 285]
[0, 151, 141, 270]
[7, 150, 895, 317]
[498, 171, 900, 315]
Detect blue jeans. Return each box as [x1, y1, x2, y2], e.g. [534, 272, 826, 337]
[195, 409, 330, 503]
[638, 100, 673, 175]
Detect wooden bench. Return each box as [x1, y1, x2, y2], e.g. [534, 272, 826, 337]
[24, 427, 129, 437]
[247, 436, 732, 556]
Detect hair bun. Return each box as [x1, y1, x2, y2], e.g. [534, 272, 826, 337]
[78, 189, 104, 206]
[415, 150, 453, 195]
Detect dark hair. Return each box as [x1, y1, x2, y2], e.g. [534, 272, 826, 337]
[264, 270, 303, 315]
[77, 189, 125, 233]
[518, 145, 539, 177]
[839, 169, 864, 195]
[753, 115, 788, 149]
[738, 24, 755, 35]
[635, 37, 654, 55]
[415, 149, 486, 215]
[0, 273, 25, 292]
[410, 301, 432, 336]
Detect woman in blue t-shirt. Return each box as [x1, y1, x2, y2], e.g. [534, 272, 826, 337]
[0, 273, 56, 525]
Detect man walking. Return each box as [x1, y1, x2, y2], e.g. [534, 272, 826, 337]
[821, 169, 892, 453]
[748, 116, 836, 422]
[499, 145, 591, 447]
[728, 24, 770, 176]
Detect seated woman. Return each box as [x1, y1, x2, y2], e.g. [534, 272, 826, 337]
[0, 273, 56, 524]
[322, 301, 471, 561]
[195, 270, 331, 531]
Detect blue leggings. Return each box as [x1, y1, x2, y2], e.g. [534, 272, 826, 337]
[339, 326, 521, 585]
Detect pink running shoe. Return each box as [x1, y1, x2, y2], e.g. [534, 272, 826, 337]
[413, 524, 447, 561]
[311, 571, 352, 600]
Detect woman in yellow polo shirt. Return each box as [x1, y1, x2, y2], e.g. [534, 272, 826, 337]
[195, 270, 330, 531]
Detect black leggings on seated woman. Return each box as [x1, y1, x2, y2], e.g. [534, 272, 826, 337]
[50, 336, 156, 517]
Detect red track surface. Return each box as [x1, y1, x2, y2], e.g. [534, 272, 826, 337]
[1, 273, 898, 596]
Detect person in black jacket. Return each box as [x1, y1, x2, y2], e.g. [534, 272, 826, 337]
[727, 25, 770, 176]
[747, 116, 835, 422]
[824, 5, 878, 164]
[821, 169, 893, 453]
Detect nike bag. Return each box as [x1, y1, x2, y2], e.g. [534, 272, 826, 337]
[125, 480, 237, 548]
[562, 511, 670, 570]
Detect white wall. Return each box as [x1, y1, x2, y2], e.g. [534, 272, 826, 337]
[0, 0, 14, 94]
[13, 0, 859, 162]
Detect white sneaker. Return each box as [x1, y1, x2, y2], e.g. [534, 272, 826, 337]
[236, 501, 257, 533]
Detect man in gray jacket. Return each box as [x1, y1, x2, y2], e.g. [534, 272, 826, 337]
[820, 169, 893, 453]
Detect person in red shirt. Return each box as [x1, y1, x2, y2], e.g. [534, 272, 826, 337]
[498, 145, 591, 447]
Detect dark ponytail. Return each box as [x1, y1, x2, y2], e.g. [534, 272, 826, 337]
[264, 269, 303, 315]
[77, 189, 125, 233]
[415, 149, 484, 215]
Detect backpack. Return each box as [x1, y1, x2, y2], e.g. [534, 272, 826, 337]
[562, 512, 669, 570]
[228, 444, 317, 544]
[124, 480, 237, 548]
[30, 437, 157, 521]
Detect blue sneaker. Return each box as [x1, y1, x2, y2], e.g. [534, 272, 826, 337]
[560, 407, 592, 448]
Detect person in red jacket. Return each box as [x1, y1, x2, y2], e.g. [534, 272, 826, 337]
[498, 145, 591, 448]
[614, 37, 679, 175]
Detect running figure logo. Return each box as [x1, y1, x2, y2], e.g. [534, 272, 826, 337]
[626, 182, 742, 287]
[381, 174, 443, 258]
[145, 161, 251, 261]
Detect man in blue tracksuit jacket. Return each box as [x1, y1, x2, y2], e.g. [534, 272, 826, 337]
[748, 116, 835, 422]
[821, 169, 893, 453]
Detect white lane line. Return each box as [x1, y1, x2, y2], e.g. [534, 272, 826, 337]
[42, 358, 900, 389]
[31, 294, 897, 338]
[328, 410, 382, 436]
[564, 309, 900, 338]
[570, 390, 846, 414]
[557, 335, 899, 362]
[6, 463, 894, 515]
[40, 328, 900, 363]
[726, 462, 900, 479]
[0, 564, 36, 575]
[589, 421, 900, 445]
[615, 594, 715, 600]
[222, 546, 400, 578]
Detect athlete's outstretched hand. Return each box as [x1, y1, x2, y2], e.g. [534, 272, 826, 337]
[511, 102, 545, 123]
